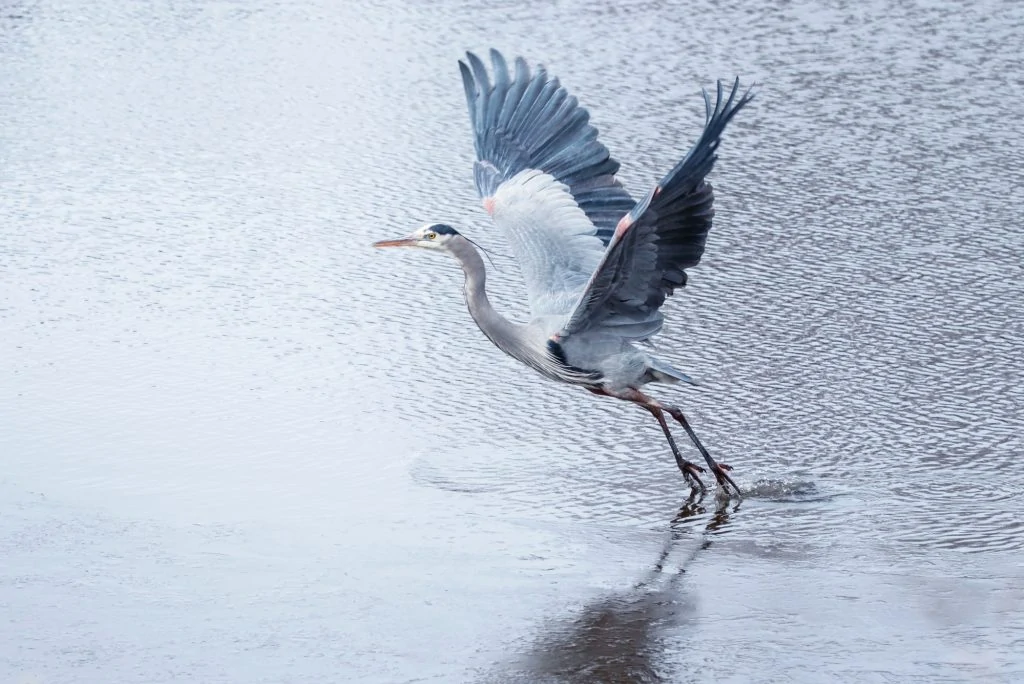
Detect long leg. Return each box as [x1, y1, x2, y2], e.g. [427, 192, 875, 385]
[601, 387, 741, 497]
[647, 405, 707, 494]
[589, 387, 707, 494]
[663, 405, 740, 496]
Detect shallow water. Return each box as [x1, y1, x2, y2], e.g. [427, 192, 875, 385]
[2, 0, 1022, 681]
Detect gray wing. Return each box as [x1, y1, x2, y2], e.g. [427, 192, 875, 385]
[459, 50, 636, 317]
[560, 79, 754, 342]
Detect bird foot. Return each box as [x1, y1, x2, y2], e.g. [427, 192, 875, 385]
[679, 461, 707, 495]
[711, 462, 741, 498]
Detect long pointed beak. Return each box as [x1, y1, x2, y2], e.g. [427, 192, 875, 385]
[373, 236, 417, 248]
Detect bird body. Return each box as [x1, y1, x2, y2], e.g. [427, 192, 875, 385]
[437, 222, 680, 392]
[374, 50, 753, 496]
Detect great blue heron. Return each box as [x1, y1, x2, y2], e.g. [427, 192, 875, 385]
[374, 50, 753, 497]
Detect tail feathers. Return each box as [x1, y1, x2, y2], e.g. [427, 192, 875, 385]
[647, 360, 698, 386]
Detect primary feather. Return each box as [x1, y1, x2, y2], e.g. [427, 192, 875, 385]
[561, 79, 755, 342]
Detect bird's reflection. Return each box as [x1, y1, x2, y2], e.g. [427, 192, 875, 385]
[511, 494, 738, 683]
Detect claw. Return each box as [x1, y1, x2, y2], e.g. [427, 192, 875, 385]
[681, 461, 708, 494]
[712, 463, 741, 498]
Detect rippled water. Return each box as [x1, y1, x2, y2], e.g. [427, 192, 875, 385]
[2, 0, 1022, 681]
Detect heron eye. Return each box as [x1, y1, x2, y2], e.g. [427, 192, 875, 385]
[427, 232, 437, 240]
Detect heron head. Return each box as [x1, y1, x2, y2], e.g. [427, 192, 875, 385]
[373, 223, 461, 252]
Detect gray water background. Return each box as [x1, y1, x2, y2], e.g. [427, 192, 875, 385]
[2, 0, 1022, 681]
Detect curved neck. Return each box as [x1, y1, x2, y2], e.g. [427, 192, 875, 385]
[450, 237, 523, 354]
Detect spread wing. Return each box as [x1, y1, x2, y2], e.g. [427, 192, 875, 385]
[459, 49, 635, 318]
[560, 79, 754, 342]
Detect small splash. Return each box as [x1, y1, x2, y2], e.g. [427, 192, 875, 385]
[741, 477, 836, 503]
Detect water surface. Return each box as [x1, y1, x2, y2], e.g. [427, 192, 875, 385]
[2, 0, 1022, 681]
